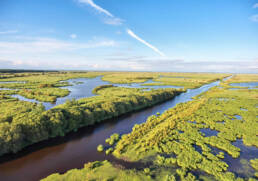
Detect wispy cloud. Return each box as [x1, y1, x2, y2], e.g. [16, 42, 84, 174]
[0, 37, 116, 54]
[253, 3, 258, 8]
[250, 14, 258, 22]
[126, 29, 165, 57]
[70, 34, 77, 39]
[78, 0, 124, 26]
[76, 1, 165, 56]
[0, 30, 18, 35]
[78, 0, 113, 17]
[103, 17, 124, 25]
[104, 56, 258, 73]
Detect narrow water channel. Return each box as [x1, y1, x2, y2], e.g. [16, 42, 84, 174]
[8, 76, 182, 110]
[0, 79, 223, 181]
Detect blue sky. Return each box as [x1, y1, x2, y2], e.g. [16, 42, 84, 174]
[0, 0, 258, 73]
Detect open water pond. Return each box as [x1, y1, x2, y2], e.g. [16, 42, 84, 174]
[229, 82, 258, 89]
[200, 128, 219, 137]
[234, 115, 242, 120]
[0, 79, 222, 181]
[10, 76, 110, 110]
[210, 139, 258, 178]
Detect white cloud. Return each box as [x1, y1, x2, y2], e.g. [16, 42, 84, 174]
[0, 37, 116, 54]
[70, 34, 77, 39]
[250, 14, 258, 22]
[77, 0, 124, 26]
[126, 29, 165, 57]
[103, 17, 124, 25]
[78, 0, 113, 17]
[76, 0, 164, 57]
[0, 30, 18, 35]
[253, 3, 258, 8]
[1, 56, 257, 73]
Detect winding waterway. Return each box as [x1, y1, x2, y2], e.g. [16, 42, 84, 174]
[8, 77, 182, 110]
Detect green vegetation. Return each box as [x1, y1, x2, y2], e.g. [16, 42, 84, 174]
[142, 72, 230, 89]
[0, 78, 181, 156]
[227, 74, 258, 83]
[105, 133, 120, 146]
[18, 88, 70, 102]
[92, 84, 114, 94]
[42, 160, 152, 181]
[0, 72, 230, 103]
[250, 159, 258, 178]
[0, 71, 105, 102]
[42, 160, 217, 181]
[101, 72, 159, 84]
[105, 148, 114, 155]
[1, 72, 257, 181]
[97, 144, 104, 152]
[101, 72, 230, 89]
[43, 74, 257, 181]
[110, 74, 257, 180]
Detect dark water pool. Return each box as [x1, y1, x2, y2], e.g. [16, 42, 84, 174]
[200, 128, 219, 137]
[209, 139, 258, 178]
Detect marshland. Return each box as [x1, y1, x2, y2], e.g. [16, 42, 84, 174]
[0, 71, 257, 181]
[1, 1, 258, 180]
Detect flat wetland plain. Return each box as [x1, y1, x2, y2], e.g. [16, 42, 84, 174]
[0, 71, 257, 181]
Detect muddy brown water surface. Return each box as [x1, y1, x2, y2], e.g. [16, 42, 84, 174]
[0, 77, 256, 181]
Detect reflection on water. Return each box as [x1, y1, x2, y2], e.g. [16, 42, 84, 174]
[0, 79, 222, 181]
[234, 115, 242, 120]
[230, 82, 258, 89]
[10, 77, 110, 110]
[0, 88, 13, 91]
[200, 128, 218, 137]
[240, 108, 248, 111]
[10, 76, 183, 110]
[206, 137, 258, 178]
[213, 139, 257, 178]
[0, 81, 26, 84]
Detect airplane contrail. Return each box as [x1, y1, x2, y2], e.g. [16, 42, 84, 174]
[127, 29, 165, 57]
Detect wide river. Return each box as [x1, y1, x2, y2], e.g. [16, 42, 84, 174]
[0, 76, 256, 180]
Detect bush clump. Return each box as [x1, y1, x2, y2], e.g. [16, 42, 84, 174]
[97, 144, 104, 152]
